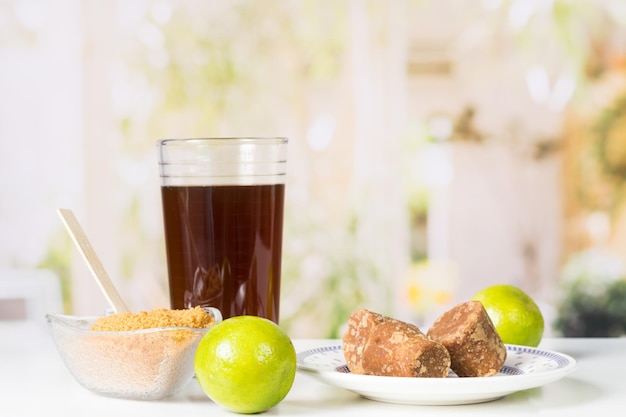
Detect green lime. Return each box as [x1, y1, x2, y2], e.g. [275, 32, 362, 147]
[194, 315, 296, 414]
[471, 284, 545, 347]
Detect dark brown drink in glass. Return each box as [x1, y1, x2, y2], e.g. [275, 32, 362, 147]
[157, 137, 287, 323]
[161, 184, 285, 323]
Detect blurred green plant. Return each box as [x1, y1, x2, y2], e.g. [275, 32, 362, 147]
[280, 203, 388, 338]
[401, 121, 436, 264]
[554, 247, 626, 337]
[554, 279, 626, 337]
[119, 0, 347, 142]
[37, 232, 72, 314]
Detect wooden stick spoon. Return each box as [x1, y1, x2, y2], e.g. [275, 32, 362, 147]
[57, 208, 129, 314]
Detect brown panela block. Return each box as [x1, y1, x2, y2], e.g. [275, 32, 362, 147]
[341, 309, 386, 374]
[342, 309, 450, 378]
[427, 300, 506, 377]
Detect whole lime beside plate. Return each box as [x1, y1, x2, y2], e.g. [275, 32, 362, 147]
[194, 315, 296, 414]
[472, 284, 544, 347]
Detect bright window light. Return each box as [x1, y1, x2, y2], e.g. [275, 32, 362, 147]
[526, 66, 550, 103]
[306, 113, 336, 151]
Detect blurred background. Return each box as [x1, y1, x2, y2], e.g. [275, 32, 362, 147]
[1, 0, 626, 337]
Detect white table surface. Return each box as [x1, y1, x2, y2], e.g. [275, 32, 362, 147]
[2, 320, 625, 416]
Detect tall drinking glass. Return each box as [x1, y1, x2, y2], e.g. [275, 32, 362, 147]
[157, 138, 287, 323]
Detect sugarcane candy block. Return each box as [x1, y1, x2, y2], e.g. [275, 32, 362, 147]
[427, 300, 506, 377]
[342, 309, 451, 378]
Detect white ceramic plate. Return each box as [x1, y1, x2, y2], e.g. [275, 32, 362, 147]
[296, 344, 577, 405]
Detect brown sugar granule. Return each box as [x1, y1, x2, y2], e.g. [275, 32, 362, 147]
[90, 306, 215, 332]
[342, 309, 451, 378]
[427, 300, 506, 377]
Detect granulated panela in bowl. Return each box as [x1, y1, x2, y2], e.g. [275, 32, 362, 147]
[90, 306, 215, 331]
[47, 306, 219, 400]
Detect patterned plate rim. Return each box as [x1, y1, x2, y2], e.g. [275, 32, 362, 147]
[297, 344, 577, 378]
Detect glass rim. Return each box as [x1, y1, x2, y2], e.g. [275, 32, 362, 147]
[157, 137, 288, 147]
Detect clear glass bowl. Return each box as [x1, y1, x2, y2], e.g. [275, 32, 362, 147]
[46, 307, 221, 400]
